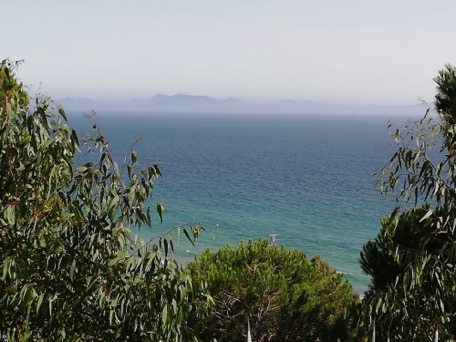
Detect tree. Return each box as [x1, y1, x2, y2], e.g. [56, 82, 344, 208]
[360, 207, 456, 340]
[186, 239, 360, 342]
[435, 63, 456, 126]
[0, 59, 29, 110]
[359, 64, 456, 340]
[0, 60, 209, 341]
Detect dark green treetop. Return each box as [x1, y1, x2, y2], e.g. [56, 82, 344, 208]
[435, 63, 456, 123]
[186, 239, 360, 342]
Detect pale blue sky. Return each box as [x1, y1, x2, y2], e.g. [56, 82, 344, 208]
[4, 0, 456, 105]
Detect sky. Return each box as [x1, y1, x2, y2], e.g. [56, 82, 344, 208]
[3, 0, 456, 106]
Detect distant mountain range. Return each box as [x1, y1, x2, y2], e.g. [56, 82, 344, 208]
[58, 93, 430, 116]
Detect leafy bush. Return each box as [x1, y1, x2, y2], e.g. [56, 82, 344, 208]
[0, 60, 209, 341]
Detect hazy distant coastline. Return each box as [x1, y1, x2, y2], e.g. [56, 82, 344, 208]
[59, 93, 429, 116]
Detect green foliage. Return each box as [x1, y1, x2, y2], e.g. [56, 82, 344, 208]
[360, 64, 456, 340]
[0, 59, 29, 110]
[0, 60, 209, 341]
[186, 240, 360, 342]
[435, 63, 456, 126]
[360, 208, 456, 340]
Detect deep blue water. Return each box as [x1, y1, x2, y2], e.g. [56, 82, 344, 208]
[69, 112, 414, 293]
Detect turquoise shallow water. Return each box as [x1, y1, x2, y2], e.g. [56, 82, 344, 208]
[69, 111, 414, 293]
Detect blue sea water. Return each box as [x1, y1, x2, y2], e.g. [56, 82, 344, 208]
[69, 112, 415, 293]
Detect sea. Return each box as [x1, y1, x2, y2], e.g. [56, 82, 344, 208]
[68, 111, 418, 294]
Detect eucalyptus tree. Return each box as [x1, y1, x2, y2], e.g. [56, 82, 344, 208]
[0, 60, 209, 341]
[359, 64, 456, 340]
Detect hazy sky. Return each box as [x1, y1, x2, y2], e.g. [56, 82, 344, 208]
[4, 1, 456, 105]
